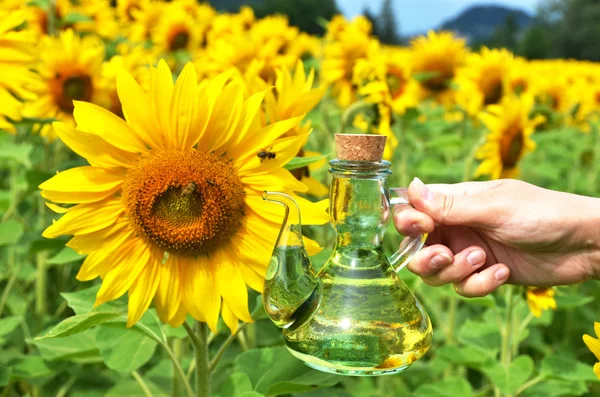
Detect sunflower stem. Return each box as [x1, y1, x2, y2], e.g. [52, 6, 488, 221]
[398, 115, 409, 187]
[132, 371, 153, 397]
[336, 100, 371, 135]
[193, 321, 210, 397]
[500, 286, 515, 371]
[172, 339, 182, 397]
[209, 322, 248, 373]
[35, 194, 49, 318]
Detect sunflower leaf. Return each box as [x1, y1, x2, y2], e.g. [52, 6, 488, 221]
[35, 312, 122, 340]
[0, 220, 24, 246]
[0, 365, 11, 387]
[60, 13, 93, 25]
[234, 346, 339, 395]
[284, 154, 330, 171]
[413, 377, 473, 397]
[95, 324, 158, 373]
[412, 71, 441, 82]
[47, 246, 86, 265]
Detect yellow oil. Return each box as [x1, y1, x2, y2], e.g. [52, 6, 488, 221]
[282, 246, 432, 376]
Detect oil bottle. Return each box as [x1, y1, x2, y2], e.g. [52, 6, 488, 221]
[262, 134, 432, 376]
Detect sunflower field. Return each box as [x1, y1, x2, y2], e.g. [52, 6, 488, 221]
[0, 0, 600, 396]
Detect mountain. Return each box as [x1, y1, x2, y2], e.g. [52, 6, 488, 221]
[439, 5, 533, 42]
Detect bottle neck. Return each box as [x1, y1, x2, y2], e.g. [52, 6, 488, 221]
[329, 160, 392, 248]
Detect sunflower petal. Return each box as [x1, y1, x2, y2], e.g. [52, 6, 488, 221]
[117, 71, 163, 149]
[181, 257, 221, 333]
[151, 60, 174, 143]
[213, 249, 252, 324]
[40, 166, 123, 192]
[170, 63, 199, 148]
[221, 300, 239, 333]
[154, 254, 181, 323]
[94, 238, 151, 307]
[73, 101, 147, 153]
[42, 198, 124, 238]
[584, 334, 600, 360]
[53, 122, 137, 169]
[127, 253, 161, 326]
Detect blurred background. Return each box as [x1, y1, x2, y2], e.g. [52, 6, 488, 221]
[209, 0, 598, 61]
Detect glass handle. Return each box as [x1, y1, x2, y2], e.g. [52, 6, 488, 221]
[388, 188, 428, 273]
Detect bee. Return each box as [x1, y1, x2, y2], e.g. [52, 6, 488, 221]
[181, 182, 196, 195]
[257, 147, 276, 162]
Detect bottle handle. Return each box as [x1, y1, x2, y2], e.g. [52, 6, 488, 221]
[388, 188, 428, 273]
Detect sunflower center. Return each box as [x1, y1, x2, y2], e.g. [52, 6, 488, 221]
[169, 30, 190, 51]
[122, 149, 246, 257]
[54, 74, 93, 113]
[500, 124, 523, 169]
[483, 77, 503, 105]
[386, 69, 407, 99]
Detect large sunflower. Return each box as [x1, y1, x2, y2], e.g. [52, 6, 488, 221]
[152, 4, 205, 56]
[40, 60, 327, 333]
[410, 31, 469, 103]
[0, 10, 39, 133]
[23, 29, 106, 140]
[475, 95, 545, 179]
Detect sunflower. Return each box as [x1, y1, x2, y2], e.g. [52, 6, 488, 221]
[23, 29, 106, 140]
[128, 0, 164, 43]
[71, 0, 120, 40]
[151, 5, 204, 56]
[354, 47, 423, 115]
[40, 60, 328, 332]
[456, 47, 515, 115]
[410, 31, 469, 103]
[321, 16, 376, 107]
[0, 10, 39, 133]
[259, 61, 328, 196]
[525, 287, 556, 318]
[583, 322, 600, 379]
[475, 95, 545, 179]
[21, 0, 73, 36]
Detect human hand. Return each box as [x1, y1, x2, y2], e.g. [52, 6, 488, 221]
[394, 178, 600, 297]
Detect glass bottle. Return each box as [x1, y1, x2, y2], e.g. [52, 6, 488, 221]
[262, 148, 432, 376]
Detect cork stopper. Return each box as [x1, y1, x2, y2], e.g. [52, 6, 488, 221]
[334, 134, 387, 161]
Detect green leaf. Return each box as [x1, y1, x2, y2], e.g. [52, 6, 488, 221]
[0, 220, 24, 246]
[480, 355, 534, 395]
[0, 365, 11, 386]
[521, 379, 588, 397]
[541, 355, 600, 382]
[0, 135, 33, 168]
[413, 376, 473, 397]
[457, 319, 501, 354]
[413, 71, 441, 82]
[61, 285, 126, 315]
[36, 312, 121, 340]
[238, 393, 265, 397]
[234, 346, 340, 395]
[47, 246, 86, 265]
[436, 344, 490, 366]
[32, 329, 99, 362]
[554, 294, 594, 308]
[60, 12, 93, 24]
[284, 153, 329, 171]
[95, 324, 158, 373]
[11, 356, 52, 379]
[0, 316, 21, 338]
[221, 372, 254, 397]
[105, 379, 170, 397]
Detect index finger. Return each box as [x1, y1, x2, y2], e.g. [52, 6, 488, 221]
[393, 204, 435, 236]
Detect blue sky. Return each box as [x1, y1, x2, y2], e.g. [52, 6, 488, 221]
[337, 0, 542, 34]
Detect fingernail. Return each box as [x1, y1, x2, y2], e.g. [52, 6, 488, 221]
[495, 267, 510, 282]
[431, 253, 453, 270]
[413, 177, 434, 201]
[412, 222, 425, 232]
[467, 250, 486, 267]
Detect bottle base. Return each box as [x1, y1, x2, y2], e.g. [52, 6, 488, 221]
[287, 347, 414, 377]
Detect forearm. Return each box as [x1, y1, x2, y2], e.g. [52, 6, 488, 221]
[572, 194, 600, 280]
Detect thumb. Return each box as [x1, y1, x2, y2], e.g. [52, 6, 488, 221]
[407, 177, 496, 226]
